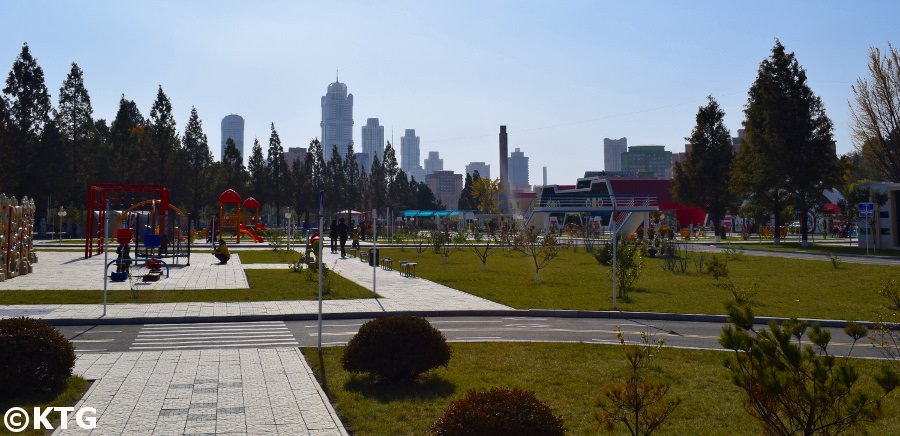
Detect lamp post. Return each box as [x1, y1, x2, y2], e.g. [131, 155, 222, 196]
[284, 211, 292, 251]
[57, 206, 67, 242]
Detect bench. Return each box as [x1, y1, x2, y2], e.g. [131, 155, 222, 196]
[359, 250, 368, 263]
[400, 261, 417, 278]
[381, 257, 393, 271]
[348, 248, 357, 258]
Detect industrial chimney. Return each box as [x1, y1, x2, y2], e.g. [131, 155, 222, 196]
[499, 125, 509, 214]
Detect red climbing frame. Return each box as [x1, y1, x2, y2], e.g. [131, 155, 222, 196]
[84, 183, 170, 258]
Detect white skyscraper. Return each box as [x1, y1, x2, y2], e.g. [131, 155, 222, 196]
[221, 114, 245, 160]
[361, 118, 384, 166]
[400, 129, 425, 181]
[424, 151, 443, 175]
[604, 137, 627, 172]
[508, 147, 530, 192]
[465, 162, 491, 180]
[320, 78, 353, 161]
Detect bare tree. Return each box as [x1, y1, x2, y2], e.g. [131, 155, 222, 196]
[851, 43, 900, 181]
[470, 225, 498, 271]
[512, 226, 561, 284]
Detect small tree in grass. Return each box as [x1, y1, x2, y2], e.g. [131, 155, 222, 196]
[512, 225, 561, 284]
[595, 239, 644, 300]
[719, 304, 898, 435]
[470, 226, 498, 271]
[596, 328, 680, 435]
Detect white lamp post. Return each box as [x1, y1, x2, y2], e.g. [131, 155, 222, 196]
[57, 206, 67, 242]
[284, 211, 292, 251]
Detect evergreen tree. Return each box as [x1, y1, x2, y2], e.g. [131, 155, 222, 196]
[222, 138, 247, 190]
[327, 145, 346, 212]
[732, 41, 840, 245]
[56, 62, 94, 198]
[345, 143, 360, 210]
[459, 172, 474, 209]
[0, 92, 11, 193]
[148, 86, 179, 187]
[673, 96, 735, 242]
[266, 123, 287, 223]
[248, 138, 267, 199]
[109, 96, 144, 182]
[2, 43, 52, 196]
[416, 181, 439, 209]
[369, 154, 386, 211]
[182, 106, 213, 216]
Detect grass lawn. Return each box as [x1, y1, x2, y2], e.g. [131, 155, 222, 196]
[379, 247, 900, 320]
[725, 242, 900, 258]
[302, 342, 898, 435]
[0, 269, 374, 304]
[0, 376, 90, 436]
[233, 249, 301, 264]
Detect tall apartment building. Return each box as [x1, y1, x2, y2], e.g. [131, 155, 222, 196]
[320, 79, 353, 161]
[400, 129, 425, 181]
[361, 118, 384, 166]
[465, 162, 490, 180]
[508, 147, 530, 192]
[732, 129, 747, 155]
[603, 137, 627, 172]
[425, 170, 463, 210]
[621, 145, 673, 179]
[221, 114, 245, 160]
[284, 147, 307, 167]
[424, 151, 443, 175]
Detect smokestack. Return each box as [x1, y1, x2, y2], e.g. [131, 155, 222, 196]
[543, 166, 547, 187]
[499, 125, 509, 214]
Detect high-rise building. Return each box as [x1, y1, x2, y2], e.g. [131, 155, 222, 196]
[425, 170, 463, 210]
[400, 129, 425, 181]
[221, 114, 245, 160]
[424, 151, 443, 175]
[731, 129, 747, 155]
[604, 137, 627, 172]
[361, 118, 384, 166]
[354, 152, 370, 173]
[284, 147, 307, 167]
[668, 152, 687, 179]
[621, 145, 673, 179]
[320, 78, 353, 161]
[508, 147, 530, 192]
[465, 162, 490, 180]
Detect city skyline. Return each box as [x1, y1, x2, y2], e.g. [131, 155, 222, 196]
[2, 2, 899, 183]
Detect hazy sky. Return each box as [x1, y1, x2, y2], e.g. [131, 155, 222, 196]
[2, 1, 897, 184]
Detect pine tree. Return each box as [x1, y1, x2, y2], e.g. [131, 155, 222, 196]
[459, 172, 474, 209]
[266, 123, 286, 223]
[248, 138, 267, 199]
[182, 106, 212, 216]
[673, 96, 734, 242]
[369, 154, 386, 210]
[56, 62, 94, 199]
[109, 96, 144, 183]
[327, 145, 346, 212]
[345, 143, 360, 210]
[148, 86, 179, 186]
[2, 43, 52, 195]
[222, 138, 247, 190]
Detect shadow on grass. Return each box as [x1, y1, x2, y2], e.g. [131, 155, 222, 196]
[345, 373, 456, 403]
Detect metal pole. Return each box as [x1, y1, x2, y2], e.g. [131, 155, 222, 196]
[102, 200, 109, 316]
[372, 209, 377, 299]
[317, 190, 324, 350]
[611, 195, 617, 311]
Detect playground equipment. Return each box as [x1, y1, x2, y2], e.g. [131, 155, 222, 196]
[107, 226, 169, 283]
[0, 194, 37, 281]
[217, 189, 265, 243]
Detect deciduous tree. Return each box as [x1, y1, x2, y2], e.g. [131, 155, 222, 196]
[851, 43, 900, 182]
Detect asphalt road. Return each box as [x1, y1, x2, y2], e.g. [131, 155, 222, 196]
[57, 316, 892, 360]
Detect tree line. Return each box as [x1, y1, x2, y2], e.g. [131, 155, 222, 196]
[673, 40, 899, 245]
[0, 43, 440, 228]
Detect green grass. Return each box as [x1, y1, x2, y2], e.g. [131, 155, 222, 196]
[233, 249, 301, 264]
[379, 247, 900, 320]
[1, 376, 90, 436]
[0, 269, 374, 304]
[725, 242, 900, 258]
[302, 342, 898, 435]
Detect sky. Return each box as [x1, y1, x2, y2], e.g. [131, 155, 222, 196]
[2, 1, 898, 185]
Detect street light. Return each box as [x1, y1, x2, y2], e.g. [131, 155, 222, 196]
[284, 211, 292, 251]
[57, 206, 67, 242]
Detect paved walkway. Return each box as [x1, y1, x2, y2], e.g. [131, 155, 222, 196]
[58, 348, 346, 435]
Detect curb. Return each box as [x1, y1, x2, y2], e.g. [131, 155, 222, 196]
[37, 308, 878, 329]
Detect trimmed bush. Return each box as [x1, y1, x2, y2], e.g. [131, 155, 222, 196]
[430, 387, 565, 436]
[342, 315, 450, 382]
[0, 317, 76, 399]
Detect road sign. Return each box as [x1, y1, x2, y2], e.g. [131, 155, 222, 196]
[858, 202, 874, 218]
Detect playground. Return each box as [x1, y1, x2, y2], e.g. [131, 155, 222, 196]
[0, 194, 38, 282]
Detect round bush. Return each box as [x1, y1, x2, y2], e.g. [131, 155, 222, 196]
[431, 387, 565, 436]
[342, 315, 450, 382]
[0, 317, 76, 399]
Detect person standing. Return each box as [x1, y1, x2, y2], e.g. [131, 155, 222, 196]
[337, 218, 349, 258]
[329, 219, 338, 254]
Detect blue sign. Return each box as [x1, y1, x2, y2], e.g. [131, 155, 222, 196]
[858, 202, 874, 217]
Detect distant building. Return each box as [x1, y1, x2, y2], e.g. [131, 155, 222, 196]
[424, 151, 443, 175]
[284, 147, 307, 167]
[668, 152, 687, 179]
[621, 145, 673, 179]
[361, 118, 384, 166]
[354, 152, 370, 173]
[221, 114, 245, 160]
[508, 147, 530, 192]
[320, 78, 353, 161]
[731, 129, 747, 155]
[465, 162, 490, 180]
[400, 129, 425, 181]
[604, 137, 627, 172]
[425, 170, 463, 210]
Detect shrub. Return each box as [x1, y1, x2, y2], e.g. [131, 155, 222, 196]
[0, 317, 76, 399]
[430, 387, 564, 436]
[707, 255, 729, 281]
[342, 316, 450, 382]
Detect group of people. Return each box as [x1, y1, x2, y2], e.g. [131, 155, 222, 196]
[329, 218, 363, 258]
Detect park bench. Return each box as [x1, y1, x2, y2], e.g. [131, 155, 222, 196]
[400, 261, 417, 278]
[359, 249, 368, 263]
[381, 257, 393, 271]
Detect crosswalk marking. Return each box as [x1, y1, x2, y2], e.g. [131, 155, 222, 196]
[129, 321, 298, 351]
